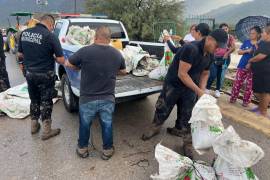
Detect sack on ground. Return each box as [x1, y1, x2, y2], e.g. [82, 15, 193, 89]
[0, 83, 59, 119]
[213, 126, 264, 168]
[150, 143, 217, 180]
[189, 94, 224, 153]
[214, 156, 259, 180]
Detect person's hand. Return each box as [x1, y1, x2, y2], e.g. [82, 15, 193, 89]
[223, 53, 229, 59]
[64, 60, 68, 67]
[19, 64, 24, 71]
[171, 35, 182, 41]
[255, 43, 259, 50]
[197, 89, 205, 98]
[246, 62, 251, 70]
[163, 35, 170, 42]
[247, 48, 253, 54]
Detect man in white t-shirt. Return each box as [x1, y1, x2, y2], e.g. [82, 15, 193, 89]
[183, 24, 196, 43]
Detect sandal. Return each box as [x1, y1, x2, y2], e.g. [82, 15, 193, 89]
[249, 107, 259, 113]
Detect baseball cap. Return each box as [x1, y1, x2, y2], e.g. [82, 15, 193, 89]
[195, 23, 210, 36]
[209, 29, 228, 48]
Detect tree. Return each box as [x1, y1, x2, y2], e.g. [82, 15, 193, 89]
[85, 0, 184, 41]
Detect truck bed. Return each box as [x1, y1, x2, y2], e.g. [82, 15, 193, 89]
[115, 75, 163, 98]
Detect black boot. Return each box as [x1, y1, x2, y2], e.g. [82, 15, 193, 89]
[183, 134, 193, 159]
[167, 127, 190, 137]
[141, 123, 162, 141]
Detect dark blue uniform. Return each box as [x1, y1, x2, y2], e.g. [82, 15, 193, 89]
[18, 23, 63, 121]
[153, 39, 212, 130]
[0, 31, 10, 92]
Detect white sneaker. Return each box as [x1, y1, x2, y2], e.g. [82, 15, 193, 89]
[205, 89, 210, 94]
[214, 90, 221, 98]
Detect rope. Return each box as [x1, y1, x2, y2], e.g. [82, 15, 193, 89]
[191, 163, 205, 180]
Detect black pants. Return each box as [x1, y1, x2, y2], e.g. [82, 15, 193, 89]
[0, 57, 10, 93]
[153, 81, 197, 130]
[26, 71, 55, 121]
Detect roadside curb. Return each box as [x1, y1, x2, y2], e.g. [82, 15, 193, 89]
[218, 100, 270, 137]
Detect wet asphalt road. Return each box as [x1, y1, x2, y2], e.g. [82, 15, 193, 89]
[0, 53, 269, 180]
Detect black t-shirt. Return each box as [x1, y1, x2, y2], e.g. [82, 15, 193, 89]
[0, 31, 5, 59]
[18, 23, 63, 73]
[165, 39, 212, 91]
[252, 40, 270, 74]
[69, 44, 126, 104]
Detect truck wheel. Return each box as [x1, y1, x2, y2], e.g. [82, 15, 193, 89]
[61, 74, 78, 113]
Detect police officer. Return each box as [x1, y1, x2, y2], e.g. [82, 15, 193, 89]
[18, 15, 65, 140]
[0, 29, 10, 93]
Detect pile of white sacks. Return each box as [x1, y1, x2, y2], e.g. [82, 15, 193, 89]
[66, 26, 96, 46]
[0, 83, 60, 119]
[66, 26, 161, 77]
[151, 94, 264, 180]
[120, 45, 160, 77]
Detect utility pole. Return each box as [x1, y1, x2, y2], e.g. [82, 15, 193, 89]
[74, 0, 77, 14]
[36, 0, 48, 12]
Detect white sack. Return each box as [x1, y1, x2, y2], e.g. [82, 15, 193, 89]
[151, 143, 217, 180]
[214, 156, 259, 180]
[121, 45, 159, 76]
[148, 66, 168, 81]
[189, 94, 224, 153]
[213, 126, 264, 168]
[0, 83, 59, 119]
[66, 25, 95, 46]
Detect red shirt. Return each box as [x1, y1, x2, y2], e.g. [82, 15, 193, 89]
[215, 34, 235, 57]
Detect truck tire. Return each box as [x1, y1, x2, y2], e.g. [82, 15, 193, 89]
[61, 74, 78, 113]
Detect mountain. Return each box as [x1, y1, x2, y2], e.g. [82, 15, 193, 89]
[205, 0, 270, 24]
[183, 0, 251, 16]
[0, 0, 85, 27]
[0, 0, 263, 28]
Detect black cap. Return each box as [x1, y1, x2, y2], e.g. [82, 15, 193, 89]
[195, 23, 210, 36]
[209, 29, 228, 48]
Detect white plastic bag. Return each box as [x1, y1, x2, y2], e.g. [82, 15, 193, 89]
[151, 144, 217, 180]
[0, 83, 59, 119]
[148, 66, 168, 81]
[66, 25, 95, 46]
[140, 57, 160, 72]
[214, 156, 259, 180]
[0, 83, 30, 118]
[120, 45, 145, 73]
[159, 29, 173, 43]
[190, 94, 222, 122]
[189, 94, 224, 153]
[213, 126, 264, 168]
[190, 121, 224, 153]
[132, 69, 149, 77]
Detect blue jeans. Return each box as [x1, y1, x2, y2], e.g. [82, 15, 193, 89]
[207, 63, 223, 91]
[220, 57, 230, 87]
[78, 100, 115, 150]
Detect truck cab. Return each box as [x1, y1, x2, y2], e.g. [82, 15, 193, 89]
[54, 17, 163, 112]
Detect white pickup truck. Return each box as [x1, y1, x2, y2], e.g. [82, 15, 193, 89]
[54, 17, 163, 112]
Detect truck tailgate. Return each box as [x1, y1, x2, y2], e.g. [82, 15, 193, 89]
[115, 75, 163, 98]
